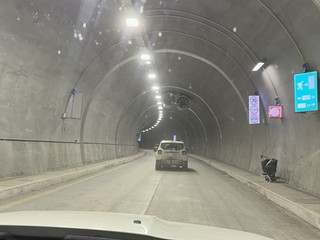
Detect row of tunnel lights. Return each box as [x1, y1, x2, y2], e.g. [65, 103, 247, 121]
[125, 18, 164, 133]
[140, 53, 163, 133]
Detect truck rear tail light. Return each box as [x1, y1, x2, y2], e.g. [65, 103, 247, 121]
[182, 151, 187, 155]
[158, 150, 162, 154]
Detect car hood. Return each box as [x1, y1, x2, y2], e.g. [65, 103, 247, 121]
[0, 211, 273, 240]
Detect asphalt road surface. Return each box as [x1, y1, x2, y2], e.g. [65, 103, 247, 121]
[1, 151, 320, 240]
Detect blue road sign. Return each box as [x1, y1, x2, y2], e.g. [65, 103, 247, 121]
[294, 71, 318, 112]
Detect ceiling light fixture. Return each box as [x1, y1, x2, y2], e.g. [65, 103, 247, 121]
[141, 54, 150, 60]
[126, 18, 139, 27]
[252, 62, 265, 71]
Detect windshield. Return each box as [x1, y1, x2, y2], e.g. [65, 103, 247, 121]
[160, 143, 184, 150]
[0, 1, 320, 240]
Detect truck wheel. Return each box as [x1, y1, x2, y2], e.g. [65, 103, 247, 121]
[183, 162, 188, 170]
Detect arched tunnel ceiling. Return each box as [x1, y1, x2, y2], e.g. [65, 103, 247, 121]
[1, 0, 320, 195]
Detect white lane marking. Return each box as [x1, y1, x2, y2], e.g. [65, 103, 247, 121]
[141, 171, 163, 215]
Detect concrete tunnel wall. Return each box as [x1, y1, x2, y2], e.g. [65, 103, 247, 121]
[0, 0, 140, 178]
[0, 0, 320, 196]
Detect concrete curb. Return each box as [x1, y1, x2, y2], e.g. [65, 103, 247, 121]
[0, 151, 146, 201]
[191, 154, 320, 231]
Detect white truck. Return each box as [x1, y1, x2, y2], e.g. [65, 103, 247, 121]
[155, 140, 188, 170]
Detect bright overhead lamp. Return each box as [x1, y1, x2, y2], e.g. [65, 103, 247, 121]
[155, 95, 161, 99]
[152, 86, 159, 90]
[148, 73, 156, 79]
[141, 54, 150, 60]
[159, 111, 163, 114]
[252, 62, 265, 71]
[158, 106, 163, 110]
[157, 101, 162, 105]
[126, 18, 139, 27]
[146, 61, 152, 65]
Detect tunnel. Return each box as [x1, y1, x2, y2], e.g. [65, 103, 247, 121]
[0, 0, 320, 199]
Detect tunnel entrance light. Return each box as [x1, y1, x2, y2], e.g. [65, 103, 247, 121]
[126, 18, 139, 27]
[252, 62, 265, 71]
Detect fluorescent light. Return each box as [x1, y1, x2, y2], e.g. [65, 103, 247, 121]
[141, 54, 150, 60]
[159, 110, 163, 114]
[148, 73, 156, 79]
[146, 61, 152, 65]
[158, 106, 163, 110]
[252, 62, 264, 71]
[152, 86, 159, 90]
[157, 101, 162, 105]
[155, 95, 161, 99]
[126, 18, 139, 27]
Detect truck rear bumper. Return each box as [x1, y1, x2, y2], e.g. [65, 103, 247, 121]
[159, 159, 188, 168]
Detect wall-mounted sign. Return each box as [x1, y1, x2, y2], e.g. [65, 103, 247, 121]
[294, 71, 318, 112]
[269, 106, 282, 118]
[249, 95, 260, 124]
